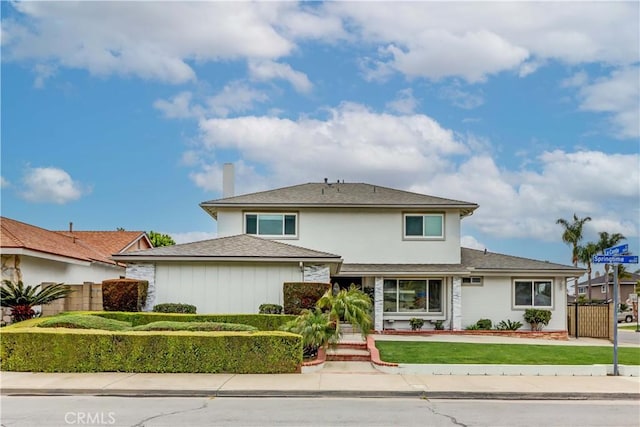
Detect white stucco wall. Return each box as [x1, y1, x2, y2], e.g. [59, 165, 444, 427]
[2, 255, 123, 285]
[216, 208, 462, 264]
[154, 262, 303, 314]
[461, 276, 567, 331]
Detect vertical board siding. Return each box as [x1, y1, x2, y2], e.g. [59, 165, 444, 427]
[567, 303, 611, 339]
[155, 262, 301, 314]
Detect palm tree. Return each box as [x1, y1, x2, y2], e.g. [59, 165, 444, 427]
[316, 284, 372, 339]
[280, 308, 337, 358]
[577, 242, 599, 301]
[0, 280, 72, 322]
[557, 213, 592, 298]
[596, 232, 626, 301]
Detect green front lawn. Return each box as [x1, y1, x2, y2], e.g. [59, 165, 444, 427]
[619, 324, 639, 331]
[376, 341, 640, 365]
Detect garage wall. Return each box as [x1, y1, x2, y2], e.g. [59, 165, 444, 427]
[154, 262, 303, 314]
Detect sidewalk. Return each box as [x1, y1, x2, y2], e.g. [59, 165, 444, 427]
[2, 333, 639, 400]
[2, 369, 639, 400]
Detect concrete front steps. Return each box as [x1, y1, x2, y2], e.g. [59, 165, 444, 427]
[326, 342, 371, 362]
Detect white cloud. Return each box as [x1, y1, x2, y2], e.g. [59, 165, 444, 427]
[248, 60, 313, 94]
[385, 88, 418, 114]
[3, 2, 311, 83]
[193, 102, 467, 191]
[439, 84, 484, 110]
[329, 2, 639, 81]
[169, 231, 217, 245]
[207, 81, 269, 117]
[417, 150, 639, 241]
[461, 235, 486, 251]
[576, 67, 640, 139]
[1, 177, 10, 188]
[154, 82, 269, 120]
[33, 63, 56, 88]
[561, 71, 589, 88]
[154, 92, 202, 120]
[20, 167, 89, 204]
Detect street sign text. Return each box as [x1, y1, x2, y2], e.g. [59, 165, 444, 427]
[592, 255, 639, 264]
[604, 244, 629, 256]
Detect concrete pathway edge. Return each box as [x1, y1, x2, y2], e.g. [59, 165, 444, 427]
[2, 388, 639, 401]
[374, 363, 640, 377]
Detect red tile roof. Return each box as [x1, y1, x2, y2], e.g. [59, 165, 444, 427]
[1, 217, 150, 266]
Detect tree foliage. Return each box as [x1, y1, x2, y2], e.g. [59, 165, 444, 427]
[0, 280, 73, 322]
[148, 230, 176, 247]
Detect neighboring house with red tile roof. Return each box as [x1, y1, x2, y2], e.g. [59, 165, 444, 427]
[1, 217, 152, 286]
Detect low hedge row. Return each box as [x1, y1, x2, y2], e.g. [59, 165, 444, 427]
[90, 312, 296, 331]
[1, 328, 302, 374]
[37, 314, 132, 331]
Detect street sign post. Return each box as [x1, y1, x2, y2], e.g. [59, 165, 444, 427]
[604, 244, 629, 256]
[592, 250, 637, 376]
[592, 255, 639, 264]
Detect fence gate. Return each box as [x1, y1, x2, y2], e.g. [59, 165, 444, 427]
[567, 302, 612, 340]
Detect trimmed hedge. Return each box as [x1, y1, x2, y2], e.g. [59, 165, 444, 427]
[102, 279, 148, 312]
[1, 328, 302, 374]
[91, 312, 296, 331]
[132, 321, 257, 332]
[259, 304, 283, 314]
[153, 303, 197, 314]
[37, 314, 131, 331]
[283, 282, 331, 315]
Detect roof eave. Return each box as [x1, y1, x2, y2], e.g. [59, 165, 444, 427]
[469, 268, 585, 276]
[201, 202, 479, 212]
[111, 255, 343, 263]
[0, 247, 92, 266]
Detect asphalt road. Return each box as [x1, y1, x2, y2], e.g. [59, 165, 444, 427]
[617, 329, 640, 345]
[1, 396, 638, 427]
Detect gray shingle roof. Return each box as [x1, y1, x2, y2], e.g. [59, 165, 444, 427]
[112, 234, 341, 260]
[461, 248, 583, 272]
[201, 182, 478, 218]
[339, 248, 582, 275]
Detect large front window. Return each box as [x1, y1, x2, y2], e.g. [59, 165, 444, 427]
[404, 214, 444, 239]
[383, 278, 443, 313]
[514, 280, 552, 308]
[245, 213, 297, 237]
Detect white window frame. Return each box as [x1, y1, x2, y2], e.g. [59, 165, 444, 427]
[403, 213, 445, 240]
[578, 286, 586, 295]
[513, 279, 553, 309]
[383, 278, 444, 314]
[462, 276, 483, 286]
[601, 285, 606, 294]
[244, 212, 298, 238]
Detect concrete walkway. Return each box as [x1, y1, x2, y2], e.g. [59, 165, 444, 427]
[2, 370, 639, 400]
[2, 333, 639, 400]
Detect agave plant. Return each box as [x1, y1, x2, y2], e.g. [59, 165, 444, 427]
[0, 280, 72, 322]
[316, 284, 372, 338]
[280, 307, 337, 358]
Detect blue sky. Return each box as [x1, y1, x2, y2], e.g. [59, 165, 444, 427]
[1, 1, 639, 271]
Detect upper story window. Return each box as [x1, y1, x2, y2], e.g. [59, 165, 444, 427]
[245, 213, 297, 237]
[404, 214, 444, 239]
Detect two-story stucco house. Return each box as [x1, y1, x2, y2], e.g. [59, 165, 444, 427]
[113, 173, 582, 332]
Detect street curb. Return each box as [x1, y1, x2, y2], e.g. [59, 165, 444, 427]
[2, 388, 639, 400]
